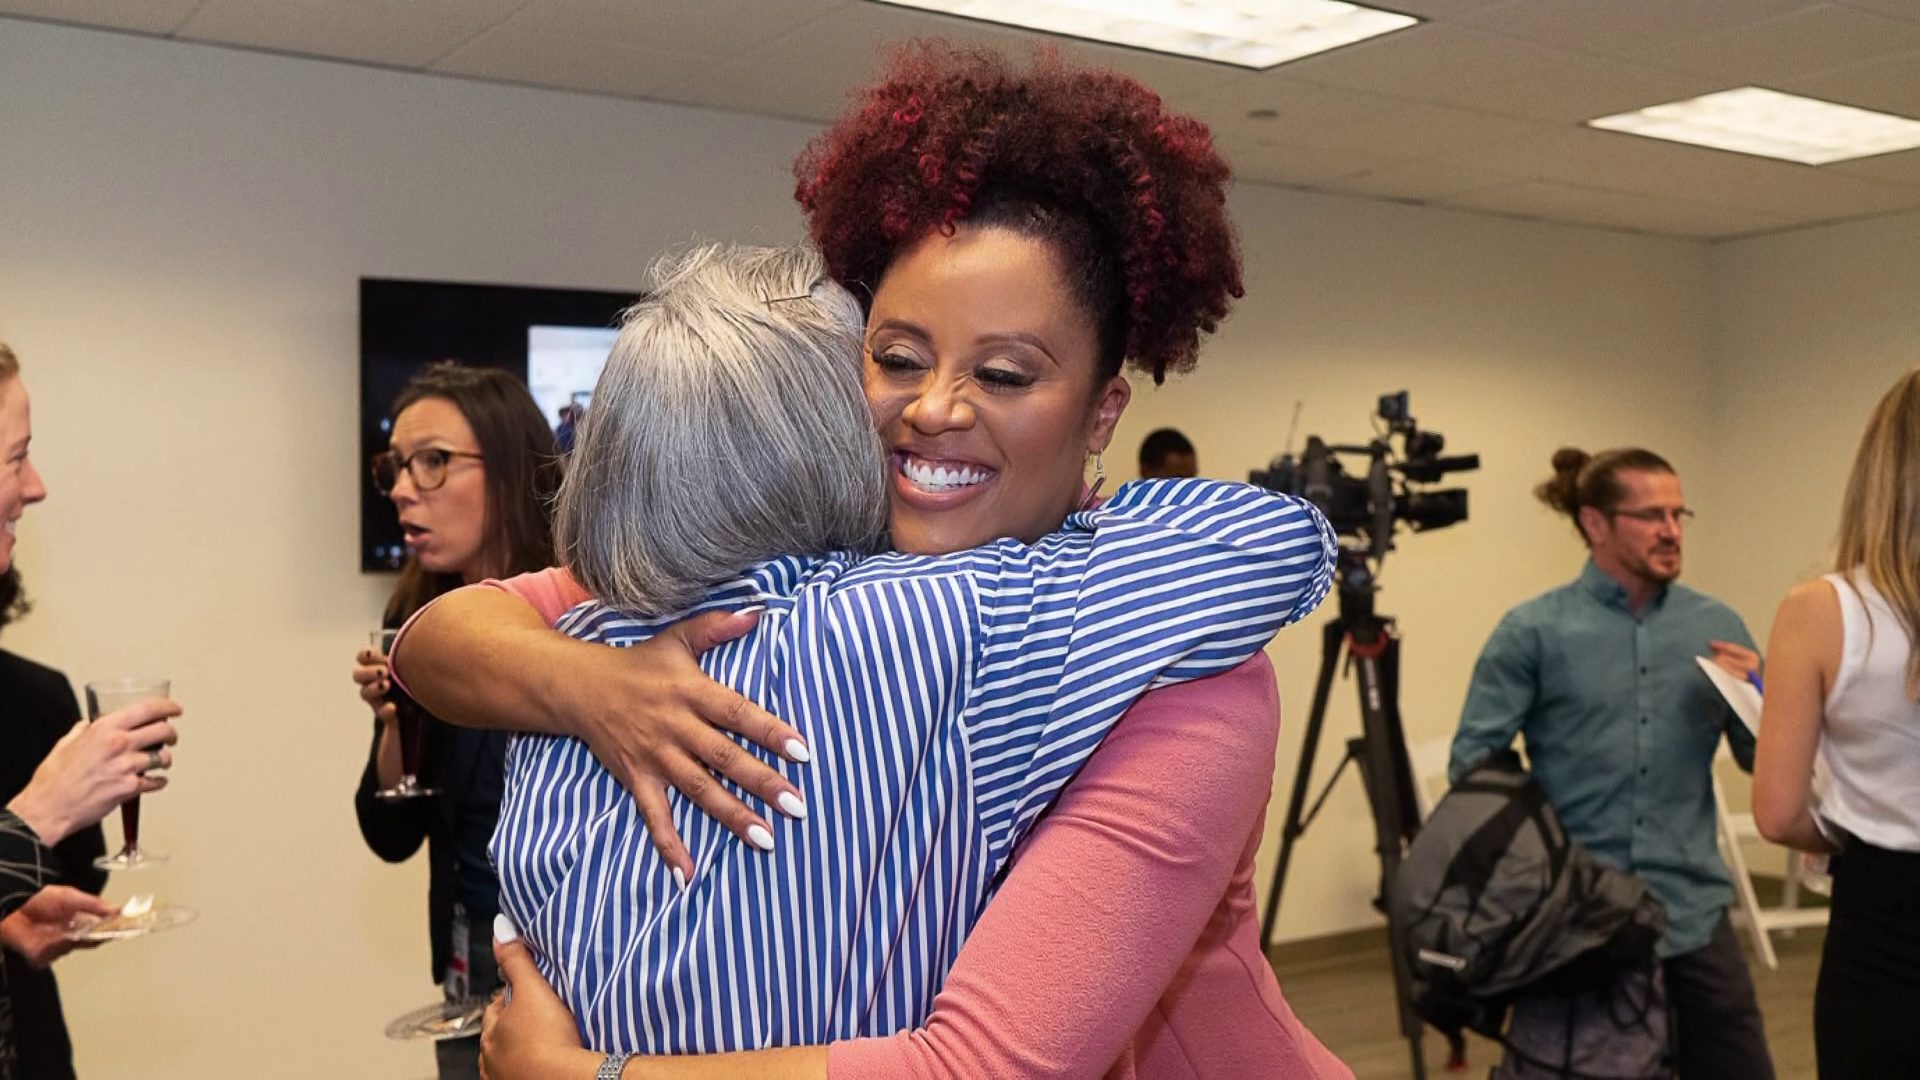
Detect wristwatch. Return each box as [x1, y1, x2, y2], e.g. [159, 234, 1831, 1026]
[597, 1053, 634, 1080]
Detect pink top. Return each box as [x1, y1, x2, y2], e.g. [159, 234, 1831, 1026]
[423, 569, 1347, 1079]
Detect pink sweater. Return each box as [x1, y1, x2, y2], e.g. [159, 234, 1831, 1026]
[465, 569, 1348, 1079]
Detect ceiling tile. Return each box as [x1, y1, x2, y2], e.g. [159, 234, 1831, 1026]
[1826, 146, 1920, 182]
[1037, 38, 1246, 103]
[1176, 75, 1555, 160]
[1563, 196, 1805, 239]
[432, 24, 717, 100]
[1780, 50, 1920, 117]
[1328, 160, 1526, 201]
[1437, 123, 1920, 217]
[1435, 179, 1799, 237]
[0, 0, 200, 35]
[178, 0, 529, 69]
[504, 0, 843, 58]
[12, 0, 1913, 240]
[1835, 0, 1920, 24]
[1637, 3, 1920, 84]
[1454, 0, 1820, 60]
[1215, 133, 1416, 187]
[1374, 0, 1513, 16]
[1276, 23, 1723, 122]
[671, 3, 1066, 126]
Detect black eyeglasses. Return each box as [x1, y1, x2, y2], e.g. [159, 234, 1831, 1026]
[371, 447, 483, 495]
[1607, 506, 1696, 526]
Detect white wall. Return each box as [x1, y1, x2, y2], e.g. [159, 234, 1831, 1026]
[1685, 210, 1920, 834]
[1694, 210, 1920, 634]
[0, 15, 1784, 1077]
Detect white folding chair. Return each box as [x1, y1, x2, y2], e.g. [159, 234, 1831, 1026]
[1405, 735, 1457, 823]
[1713, 745, 1829, 970]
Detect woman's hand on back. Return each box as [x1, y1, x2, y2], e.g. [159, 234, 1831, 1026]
[396, 585, 812, 882]
[567, 608, 812, 882]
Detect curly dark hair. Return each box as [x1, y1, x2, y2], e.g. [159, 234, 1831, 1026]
[794, 41, 1243, 385]
[0, 567, 30, 633]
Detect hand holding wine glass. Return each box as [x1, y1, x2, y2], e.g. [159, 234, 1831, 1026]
[354, 640, 400, 727]
[4, 694, 179, 847]
[86, 679, 178, 870]
[364, 629, 436, 801]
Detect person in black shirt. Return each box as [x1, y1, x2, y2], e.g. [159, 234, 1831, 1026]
[0, 344, 180, 1080]
[350, 364, 558, 1080]
[0, 569, 105, 1080]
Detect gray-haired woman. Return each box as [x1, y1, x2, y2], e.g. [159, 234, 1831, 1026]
[473, 242, 1335, 1070]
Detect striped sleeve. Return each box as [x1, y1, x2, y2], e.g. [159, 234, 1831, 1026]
[964, 477, 1337, 860]
[0, 809, 51, 919]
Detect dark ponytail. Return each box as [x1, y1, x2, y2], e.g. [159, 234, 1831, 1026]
[1536, 446, 1674, 545]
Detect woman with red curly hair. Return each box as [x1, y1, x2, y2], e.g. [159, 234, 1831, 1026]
[399, 42, 1350, 1079]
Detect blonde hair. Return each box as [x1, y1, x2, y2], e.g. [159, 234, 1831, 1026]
[1835, 366, 1920, 700]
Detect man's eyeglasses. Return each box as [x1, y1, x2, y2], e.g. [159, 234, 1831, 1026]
[371, 448, 483, 495]
[1607, 506, 1696, 526]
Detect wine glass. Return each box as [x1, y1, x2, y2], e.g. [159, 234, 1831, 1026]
[89, 678, 171, 870]
[369, 630, 438, 801]
[65, 678, 198, 943]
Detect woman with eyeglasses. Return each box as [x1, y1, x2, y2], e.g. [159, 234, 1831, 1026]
[350, 361, 560, 1080]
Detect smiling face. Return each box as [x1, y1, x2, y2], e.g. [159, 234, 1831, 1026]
[0, 378, 48, 573]
[864, 226, 1131, 556]
[388, 395, 491, 582]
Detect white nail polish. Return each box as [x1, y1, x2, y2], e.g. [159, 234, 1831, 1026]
[747, 824, 776, 851]
[737, 604, 767, 617]
[777, 791, 808, 820]
[672, 866, 687, 892]
[784, 738, 813, 764]
[493, 913, 518, 945]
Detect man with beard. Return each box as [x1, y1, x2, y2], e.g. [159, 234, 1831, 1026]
[1449, 447, 1775, 1080]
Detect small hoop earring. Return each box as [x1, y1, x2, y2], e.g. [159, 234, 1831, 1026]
[1079, 451, 1106, 512]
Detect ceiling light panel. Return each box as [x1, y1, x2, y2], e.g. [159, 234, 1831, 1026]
[870, 0, 1419, 69]
[1588, 87, 1920, 166]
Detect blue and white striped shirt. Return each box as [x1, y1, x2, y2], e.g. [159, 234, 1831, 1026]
[493, 478, 1336, 1054]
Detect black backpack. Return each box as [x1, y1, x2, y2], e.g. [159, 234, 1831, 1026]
[1390, 751, 1667, 1047]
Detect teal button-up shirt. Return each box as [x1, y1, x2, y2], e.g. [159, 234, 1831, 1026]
[1449, 560, 1756, 957]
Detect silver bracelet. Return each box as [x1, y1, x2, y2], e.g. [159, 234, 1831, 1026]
[597, 1053, 634, 1080]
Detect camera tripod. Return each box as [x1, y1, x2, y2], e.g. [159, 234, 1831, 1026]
[1261, 547, 1430, 1080]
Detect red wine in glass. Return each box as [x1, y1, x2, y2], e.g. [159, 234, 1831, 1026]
[120, 795, 141, 854]
[87, 678, 171, 871]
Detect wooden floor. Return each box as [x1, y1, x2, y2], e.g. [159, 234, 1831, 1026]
[1272, 925, 1824, 1079]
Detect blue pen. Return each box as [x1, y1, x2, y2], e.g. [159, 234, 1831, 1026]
[1746, 671, 1764, 695]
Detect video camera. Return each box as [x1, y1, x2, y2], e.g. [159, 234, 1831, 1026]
[1250, 391, 1479, 561]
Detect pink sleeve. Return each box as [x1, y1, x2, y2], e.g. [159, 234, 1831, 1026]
[828, 653, 1283, 1079]
[481, 566, 591, 626]
[387, 568, 587, 694]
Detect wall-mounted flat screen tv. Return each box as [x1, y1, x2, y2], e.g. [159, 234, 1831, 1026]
[360, 277, 635, 572]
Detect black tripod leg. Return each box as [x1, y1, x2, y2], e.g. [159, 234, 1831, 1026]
[1261, 619, 1345, 950]
[1353, 639, 1428, 1080]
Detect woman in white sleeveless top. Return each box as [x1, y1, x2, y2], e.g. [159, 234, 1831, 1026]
[1755, 365, 1920, 1080]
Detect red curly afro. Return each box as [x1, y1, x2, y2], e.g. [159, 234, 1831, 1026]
[795, 41, 1243, 385]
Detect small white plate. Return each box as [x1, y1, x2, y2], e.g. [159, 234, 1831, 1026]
[384, 998, 489, 1041]
[65, 900, 199, 942]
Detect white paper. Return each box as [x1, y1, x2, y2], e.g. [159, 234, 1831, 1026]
[1696, 656, 1762, 735]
